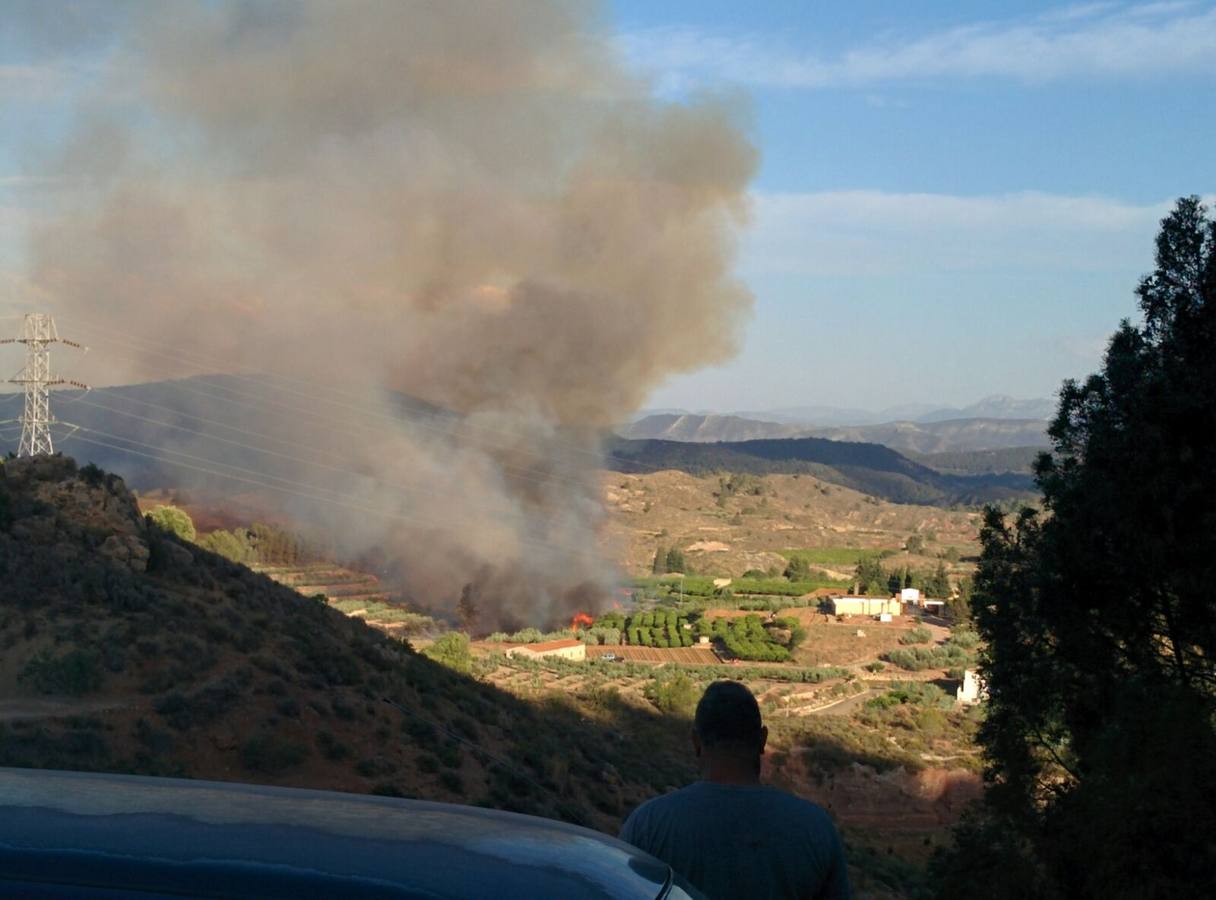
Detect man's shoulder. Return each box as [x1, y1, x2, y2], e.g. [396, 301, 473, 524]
[629, 782, 835, 823]
[762, 787, 839, 832]
[625, 783, 702, 821]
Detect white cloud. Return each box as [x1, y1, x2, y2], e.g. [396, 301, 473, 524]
[741, 190, 1211, 276]
[620, 3, 1216, 90]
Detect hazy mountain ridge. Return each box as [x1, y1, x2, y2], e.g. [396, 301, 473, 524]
[636, 393, 1056, 428]
[619, 412, 1050, 455]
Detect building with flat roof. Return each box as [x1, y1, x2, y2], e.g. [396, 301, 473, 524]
[833, 596, 902, 617]
[505, 638, 586, 661]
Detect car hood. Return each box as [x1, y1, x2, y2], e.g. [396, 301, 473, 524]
[0, 767, 701, 899]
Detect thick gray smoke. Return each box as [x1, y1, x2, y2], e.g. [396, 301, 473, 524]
[21, 1, 756, 629]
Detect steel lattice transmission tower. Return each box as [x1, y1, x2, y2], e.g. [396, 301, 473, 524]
[2, 314, 88, 457]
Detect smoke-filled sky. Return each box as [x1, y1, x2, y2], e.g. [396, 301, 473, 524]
[0, 0, 759, 629]
[3, 2, 1215, 413]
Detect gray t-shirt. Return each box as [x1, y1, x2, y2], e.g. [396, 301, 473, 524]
[619, 782, 850, 900]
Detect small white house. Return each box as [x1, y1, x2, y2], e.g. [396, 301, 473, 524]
[956, 669, 987, 705]
[900, 587, 921, 605]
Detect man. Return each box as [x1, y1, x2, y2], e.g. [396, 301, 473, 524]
[620, 680, 850, 900]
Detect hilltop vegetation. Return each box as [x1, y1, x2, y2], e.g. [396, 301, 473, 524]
[0, 455, 697, 831]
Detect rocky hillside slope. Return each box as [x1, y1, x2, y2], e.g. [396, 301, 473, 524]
[0, 455, 692, 831]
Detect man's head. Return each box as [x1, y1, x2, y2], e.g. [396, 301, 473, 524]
[692, 681, 768, 780]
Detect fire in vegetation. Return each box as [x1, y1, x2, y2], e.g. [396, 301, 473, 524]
[570, 612, 596, 633]
[20, 0, 757, 630]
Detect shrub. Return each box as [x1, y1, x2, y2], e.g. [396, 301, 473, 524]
[316, 731, 350, 761]
[241, 733, 308, 774]
[197, 529, 251, 563]
[645, 673, 698, 717]
[947, 627, 980, 650]
[884, 645, 968, 671]
[19, 649, 103, 696]
[899, 627, 933, 645]
[422, 633, 472, 674]
[147, 506, 196, 542]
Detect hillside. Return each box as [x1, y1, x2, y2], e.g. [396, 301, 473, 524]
[600, 469, 982, 578]
[907, 445, 1043, 476]
[619, 412, 1049, 454]
[0, 455, 693, 832]
[605, 436, 1036, 506]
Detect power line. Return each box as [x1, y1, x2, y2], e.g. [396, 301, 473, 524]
[65, 315, 655, 475]
[67, 332, 594, 494]
[59, 426, 602, 562]
[73, 394, 533, 520]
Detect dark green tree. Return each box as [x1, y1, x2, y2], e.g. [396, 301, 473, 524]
[456, 583, 479, 634]
[886, 569, 904, 595]
[652, 546, 667, 575]
[853, 555, 886, 594]
[665, 546, 686, 574]
[924, 560, 950, 599]
[784, 554, 811, 580]
[934, 198, 1216, 898]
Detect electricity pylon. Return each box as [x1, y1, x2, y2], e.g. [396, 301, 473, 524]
[1, 314, 88, 457]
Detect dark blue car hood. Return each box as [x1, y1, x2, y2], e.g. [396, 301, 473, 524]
[0, 768, 702, 899]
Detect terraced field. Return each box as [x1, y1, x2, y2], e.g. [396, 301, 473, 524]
[254, 564, 433, 635]
[603, 646, 722, 664]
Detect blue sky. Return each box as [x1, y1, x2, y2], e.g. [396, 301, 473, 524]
[1, 2, 1213, 414]
[609, 0, 1216, 411]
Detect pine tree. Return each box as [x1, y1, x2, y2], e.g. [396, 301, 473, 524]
[934, 197, 1216, 898]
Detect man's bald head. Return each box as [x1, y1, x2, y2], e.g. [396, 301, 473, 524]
[694, 680, 765, 753]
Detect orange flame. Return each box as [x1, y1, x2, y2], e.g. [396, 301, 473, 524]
[570, 612, 595, 632]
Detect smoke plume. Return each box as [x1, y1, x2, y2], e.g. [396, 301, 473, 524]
[21, 1, 756, 630]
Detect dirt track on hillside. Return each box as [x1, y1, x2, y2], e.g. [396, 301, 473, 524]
[0, 697, 134, 721]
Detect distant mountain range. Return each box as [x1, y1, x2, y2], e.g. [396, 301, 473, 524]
[618, 413, 1051, 455]
[17, 376, 1042, 509]
[634, 394, 1058, 428]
